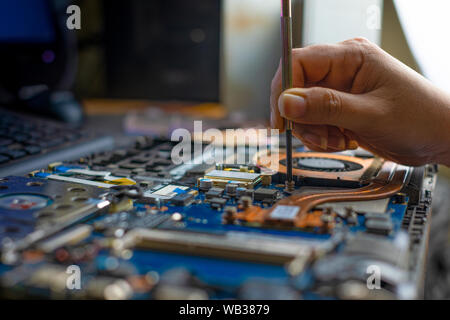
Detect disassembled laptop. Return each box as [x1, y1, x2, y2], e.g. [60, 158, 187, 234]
[0, 135, 436, 300]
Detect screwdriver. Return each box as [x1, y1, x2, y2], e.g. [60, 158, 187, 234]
[281, 0, 294, 191]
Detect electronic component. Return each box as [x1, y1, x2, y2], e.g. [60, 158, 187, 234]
[313, 255, 409, 294]
[343, 233, 409, 267]
[244, 189, 254, 199]
[316, 198, 390, 216]
[93, 211, 171, 232]
[365, 219, 393, 235]
[209, 198, 227, 210]
[171, 192, 195, 207]
[198, 178, 213, 191]
[203, 170, 261, 188]
[0, 135, 438, 301]
[236, 187, 247, 198]
[364, 212, 394, 235]
[37, 225, 93, 253]
[313, 232, 410, 296]
[34, 167, 137, 188]
[205, 187, 224, 199]
[270, 205, 299, 221]
[254, 188, 278, 203]
[223, 206, 237, 224]
[225, 183, 238, 196]
[186, 163, 215, 176]
[119, 228, 319, 265]
[261, 173, 272, 186]
[239, 196, 253, 210]
[144, 185, 189, 201]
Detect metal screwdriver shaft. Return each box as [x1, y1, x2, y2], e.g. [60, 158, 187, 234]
[281, 0, 294, 191]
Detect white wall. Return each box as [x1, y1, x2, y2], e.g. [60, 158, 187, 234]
[221, 0, 281, 117]
[394, 0, 450, 94]
[220, 0, 383, 117]
[303, 0, 383, 46]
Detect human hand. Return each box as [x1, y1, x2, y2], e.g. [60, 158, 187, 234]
[270, 38, 450, 166]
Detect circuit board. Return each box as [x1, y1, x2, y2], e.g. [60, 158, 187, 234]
[0, 137, 437, 300]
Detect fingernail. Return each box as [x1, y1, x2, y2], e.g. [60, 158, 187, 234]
[348, 140, 359, 150]
[302, 132, 322, 148]
[279, 93, 307, 119]
[328, 136, 346, 150]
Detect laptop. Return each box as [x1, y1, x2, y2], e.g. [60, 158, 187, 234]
[0, 0, 113, 176]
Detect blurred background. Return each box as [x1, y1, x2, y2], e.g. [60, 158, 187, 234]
[2, 0, 448, 123]
[73, 0, 427, 116]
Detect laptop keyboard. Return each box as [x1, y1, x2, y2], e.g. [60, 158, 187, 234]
[0, 111, 86, 165]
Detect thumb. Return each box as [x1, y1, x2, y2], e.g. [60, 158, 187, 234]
[278, 87, 374, 131]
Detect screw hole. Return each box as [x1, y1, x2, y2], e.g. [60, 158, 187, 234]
[36, 211, 55, 219]
[54, 204, 73, 210]
[72, 197, 88, 203]
[68, 187, 87, 193]
[27, 181, 43, 187]
[4, 226, 20, 233]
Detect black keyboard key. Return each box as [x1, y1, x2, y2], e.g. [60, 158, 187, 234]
[45, 138, 65, 148]
[0, 150, 26, 160]
[13, 134, 29, 143]
[24, 146, 41, 155]
[92, 157, 110, 166]
[7, 126, 21, 134]
[33, 138, 65, 149]
[21, 122, 35, 130]
[0, 138, 13, 147]
[64, 133, 82, 142]
[110, 150, 128, 162]
[0, 111, 97, 171]
[29, 132, 43, 139]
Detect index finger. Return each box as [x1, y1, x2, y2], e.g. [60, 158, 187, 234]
[270, 38, 372, 131]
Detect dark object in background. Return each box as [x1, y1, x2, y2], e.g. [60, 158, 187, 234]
[0, 0, 83, 124]
[102, 0, 221, 102]
[23, 89, 83, 124]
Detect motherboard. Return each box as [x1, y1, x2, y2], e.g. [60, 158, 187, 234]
[0, 137, 437, 300]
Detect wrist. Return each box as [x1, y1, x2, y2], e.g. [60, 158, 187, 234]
[431, 94, 450, 166]
[438, 144, 450, 167]
[436, 151, 450, 166]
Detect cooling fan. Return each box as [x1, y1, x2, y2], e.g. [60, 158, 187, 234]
[289, 156, 363, 172]
[258, 152, 383, 187]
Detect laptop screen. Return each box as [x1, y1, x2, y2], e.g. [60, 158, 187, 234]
[0, 0, 55, 44]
